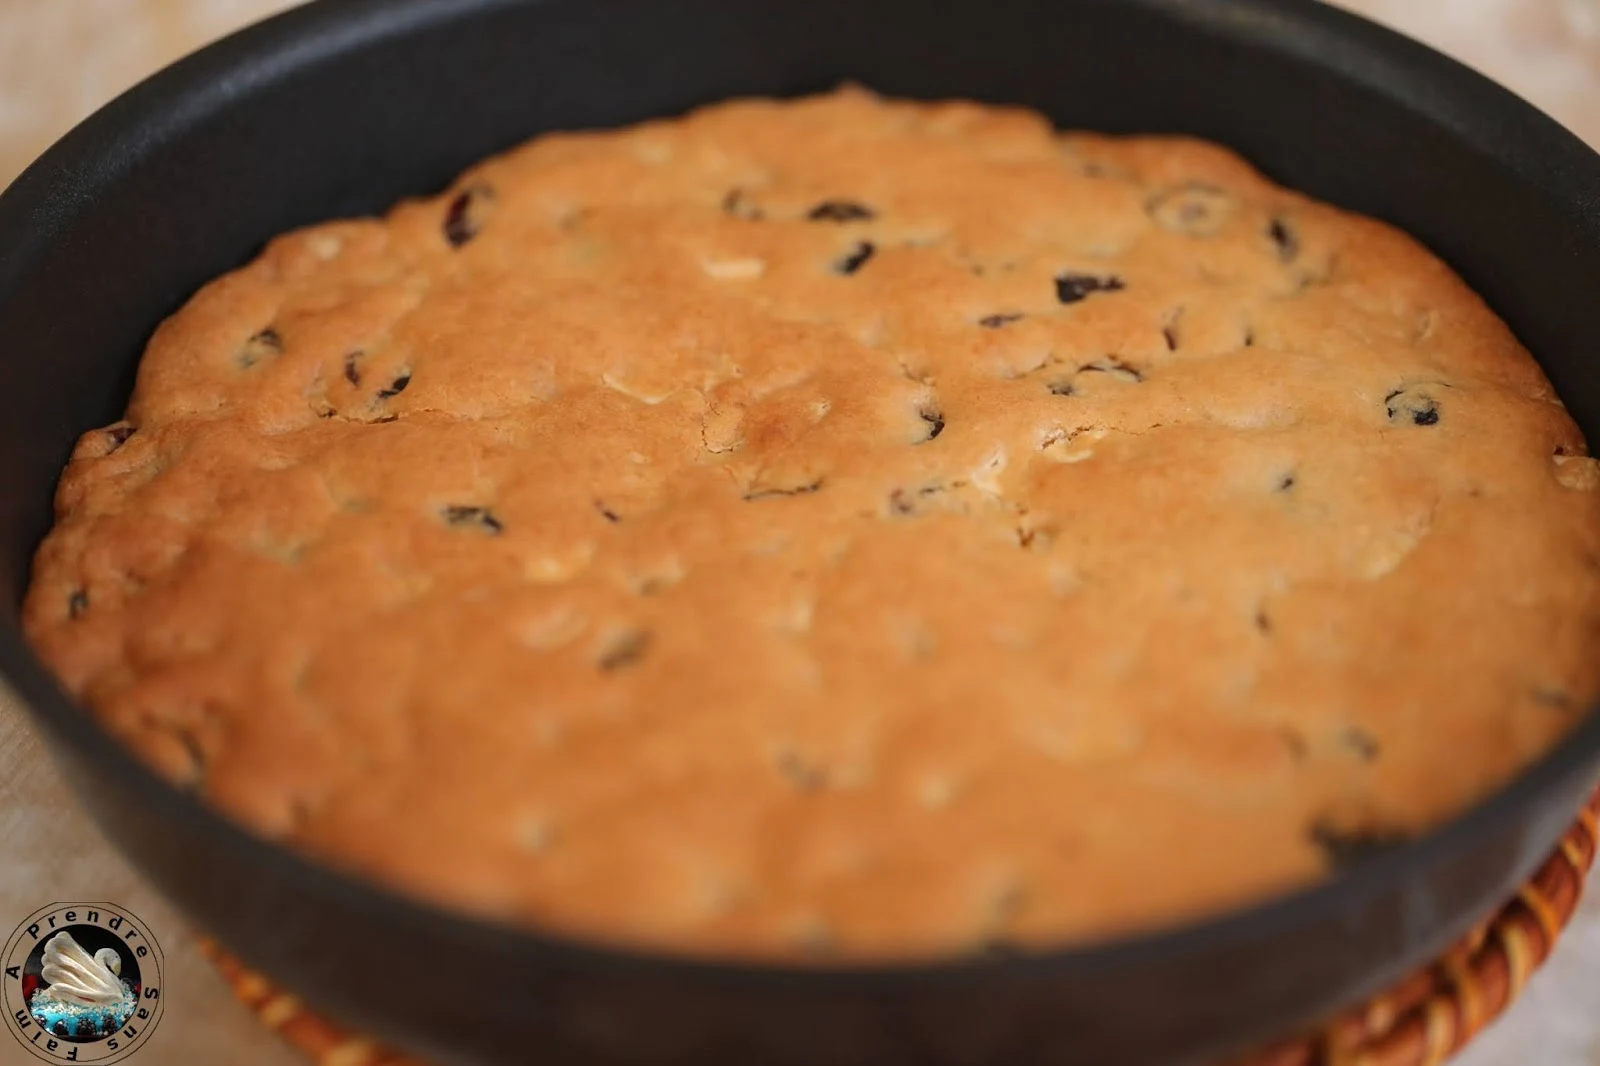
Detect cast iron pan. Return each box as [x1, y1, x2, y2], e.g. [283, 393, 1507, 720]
[2, 1, 1599, 1063]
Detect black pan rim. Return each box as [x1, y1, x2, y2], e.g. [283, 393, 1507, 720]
[3, 0, 1600, 989]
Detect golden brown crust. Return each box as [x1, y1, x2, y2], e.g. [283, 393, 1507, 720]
[24, 87, 1600, 958]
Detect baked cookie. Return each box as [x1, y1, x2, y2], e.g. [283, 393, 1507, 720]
[24, 87, 1600, 958]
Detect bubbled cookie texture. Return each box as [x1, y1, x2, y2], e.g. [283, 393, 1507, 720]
[23, 87, 1600, 959]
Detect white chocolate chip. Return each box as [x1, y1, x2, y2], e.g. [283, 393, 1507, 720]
[916, 773, 963, 810]
[701, 256, 766, 280]
[1554, 454, 1600, 491]
[306, 233, 343, 261]
[971, 446, 1008, 495]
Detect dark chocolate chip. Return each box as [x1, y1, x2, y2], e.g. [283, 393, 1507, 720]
[918, 408, 945, 442]
[744, 480, 824, 502]
[808, 200, 875, 222]
[835, 241, 875, 275]
[1277, 473, 1296, 492]
[793, 921, 836, 956]
[1162, 327, 1179, 351]
[1341, 727, 1380, 762]
[596, 501, 622, 523]
[238, 327, 283, 369]
[776, 749, 827, 791]
[442, 505, 504, 534]
[1078, 358, 1143, 383]
[444, 183, 493, 247]
[1048, 380, 1076, 397]
[1309, 822, 1410, 869]
[104, 423, 136, 451]
[68, 589, 88, 619]
[722, 187, 764, 220]
[990, 883, 1027, 920]
[377, 373, 411, 399]
[979, 313, 1023, 329]
[888, 484, 945, 516]
[1055, 272, 1126, 304]
[1243, 328, 1256, 348]
[343, 352, 363, 386]
[598, 629, 650, 671]
[1385, 386, 1443, 427]
[1269, 218, 1299, 262]
[978, 938, 1024, 960]
[1532, 687, 1578, 711]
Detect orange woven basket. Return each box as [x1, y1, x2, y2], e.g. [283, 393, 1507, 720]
[203, 787, 1599, 1066]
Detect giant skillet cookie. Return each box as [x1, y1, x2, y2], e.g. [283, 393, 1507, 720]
[25, 88, 1600, 959]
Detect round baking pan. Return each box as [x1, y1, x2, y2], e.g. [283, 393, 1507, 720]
[2, 1, 1598, 1064]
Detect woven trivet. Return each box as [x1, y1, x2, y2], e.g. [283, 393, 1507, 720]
[202, 787, 1599, 1066]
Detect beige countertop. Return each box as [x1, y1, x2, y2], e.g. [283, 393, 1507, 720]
[1, 2, 1598, 1064]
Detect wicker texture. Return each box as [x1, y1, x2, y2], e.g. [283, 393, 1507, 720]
[202, 788, 1599, 1066]
[1241, 787, 1600, 1066]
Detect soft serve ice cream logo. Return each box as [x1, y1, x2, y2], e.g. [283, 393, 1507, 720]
[4, 904, 163, 1062]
